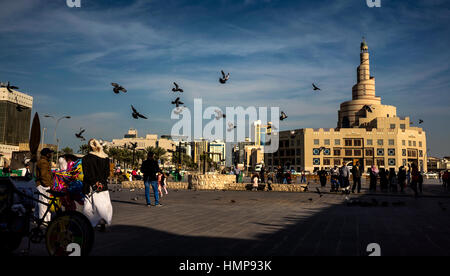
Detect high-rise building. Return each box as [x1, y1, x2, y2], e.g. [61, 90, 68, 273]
[0, 87, 33, 146]
[265, 40, 428, 172]
[209, 140, 226, 166]
[0, 87, 33, 164]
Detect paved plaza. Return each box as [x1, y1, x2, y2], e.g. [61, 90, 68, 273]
[17, 179, 450, 256]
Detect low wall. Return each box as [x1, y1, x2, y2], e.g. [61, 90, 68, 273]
[121, 173, 309, 193]
[121, 181, 189, 190]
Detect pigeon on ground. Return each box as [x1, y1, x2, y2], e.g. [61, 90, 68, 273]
[171, 97, 184, 108]
[227, 122, 237, 132]
[230, 200, 236, 203]
[1, 81, 19, 93]
[316, 187, 323, 197]
[219, 70, 230, 84]
[363, 105, 374, 113]
[131, 105, 148, 119]
[280, 111, 288, 121]
[312, 83, 321, 91]
[111, 83, 127, 94]
[75, 128, 86, 141]
[172, 82, 184, 93]
[215, 110, 226, 120]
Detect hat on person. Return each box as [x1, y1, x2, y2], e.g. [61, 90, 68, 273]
[40, 148, 54, 156]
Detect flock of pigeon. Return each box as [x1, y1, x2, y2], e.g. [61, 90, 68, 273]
[2, 74, 423, 146]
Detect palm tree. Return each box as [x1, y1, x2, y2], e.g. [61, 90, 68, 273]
[145, 146, 167, 164]
[78, 144, 90, 155]
[60, 147, 74, 157]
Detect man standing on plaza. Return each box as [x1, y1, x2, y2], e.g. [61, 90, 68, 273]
[234, 166, 241, 183]
[351, 161, 362, 193]
[141, 152, 162, 207]
[35, 148, 54, 222]
[260, 165, 266, 184]
[340, 163, 350, 191]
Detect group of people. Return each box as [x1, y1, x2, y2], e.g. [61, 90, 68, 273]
[34, 139, 113, 231]
[315, 162, 429, 197]
[440, 171, 450, 189]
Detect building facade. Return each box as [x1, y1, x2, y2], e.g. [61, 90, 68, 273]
[209, 140, 226, 166]
[0, 87, 33, 165]
[265, 40, 428, 173]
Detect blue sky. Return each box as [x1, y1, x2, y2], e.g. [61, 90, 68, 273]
[0, 0, 449, 157]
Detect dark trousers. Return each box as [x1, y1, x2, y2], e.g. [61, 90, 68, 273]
[236, 175, 239, 183]
[411, 180, 418, 197]
[370, 177, 377, 191]
[320, 177, 327, 187]
[352, 177, 361, 193]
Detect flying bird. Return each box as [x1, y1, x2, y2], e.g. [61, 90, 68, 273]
[290, 130, 296, 138]
[362, 105, 374, 113]
[173, 106, 186, 115]
[219, 70, 230, 84]
[75, 128, 86, 141]
[1, 81, 19, 93]
[111, 83, 127, 94]
[227, 122, 237, 132]
[280, 111, 288, 121]
[130, 142, 138, 149]
[214, 110, 226, 120]
[312, 83, 321, 91]
[14, 97, 26, 112]
[131, 105, 148, 119]
[419, 119, 424, 124]
[171, 97, 184, 108]
[172, 82, 184, 93]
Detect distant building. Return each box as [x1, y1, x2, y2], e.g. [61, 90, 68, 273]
[0, 87, 33, 165]
[107, 129, 176, 164]
[265, 40, 428, 172]
[209, 140, 226, 166]
[427, 156, 448, 172]
[191, 139, 209, 165]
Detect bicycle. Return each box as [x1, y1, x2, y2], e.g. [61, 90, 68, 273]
[0, 177, 94, 256]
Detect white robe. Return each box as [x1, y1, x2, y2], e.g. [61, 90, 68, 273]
[83, 190, 113, 227]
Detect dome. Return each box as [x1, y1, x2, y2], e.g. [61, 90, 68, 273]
[361, 40, 369, 51]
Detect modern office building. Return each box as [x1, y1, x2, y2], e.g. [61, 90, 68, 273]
[209, 140, 226, 166]
[265, 40, 428, 173]
[0, 87, 33, 165]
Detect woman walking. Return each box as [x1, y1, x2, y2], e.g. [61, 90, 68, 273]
[252, 173, 259, 191]
[82, 139, 113, 232]
[369, 165, 378, 192]
[398, 166, 406, 193]
[388, 168, 398, 193]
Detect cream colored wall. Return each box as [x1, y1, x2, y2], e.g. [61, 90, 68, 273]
[0, 88, 33, 108]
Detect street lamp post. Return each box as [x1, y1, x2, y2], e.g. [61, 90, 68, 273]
[44, 115, 71, 164]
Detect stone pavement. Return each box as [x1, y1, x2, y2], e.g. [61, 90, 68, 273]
[16, 179, 450, 256]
